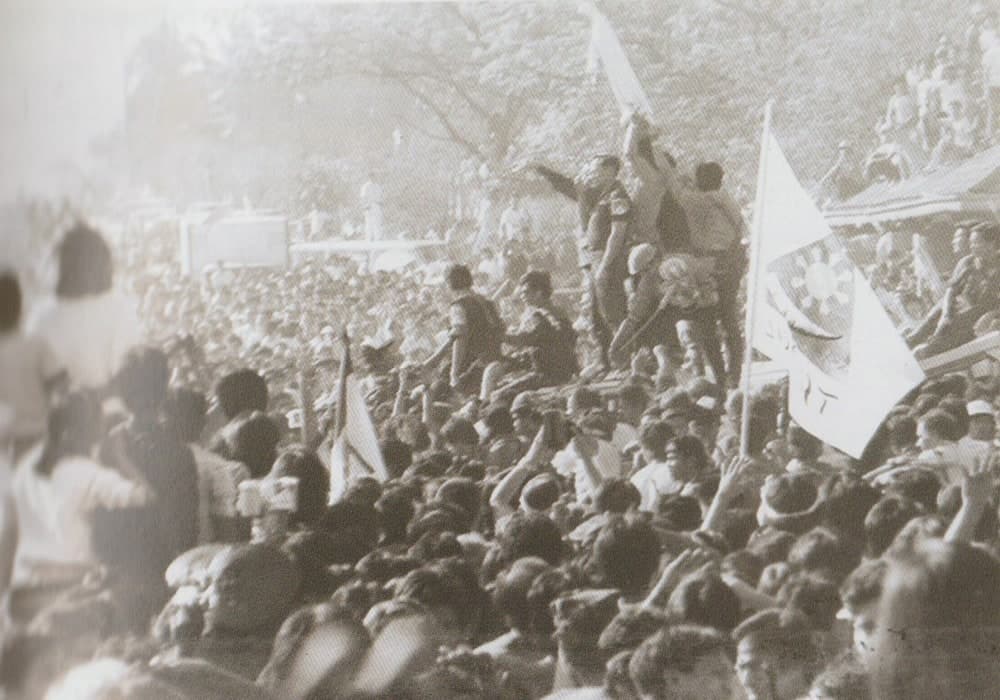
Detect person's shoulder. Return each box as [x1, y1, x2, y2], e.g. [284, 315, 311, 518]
[630, 463, 654, 484]
[23, 296, 58, 331]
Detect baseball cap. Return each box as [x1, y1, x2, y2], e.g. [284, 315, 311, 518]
[966, 400, 994, 417]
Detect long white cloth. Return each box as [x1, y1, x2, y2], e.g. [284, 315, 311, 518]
[328, 372, 388, 502]
[583, 5, 654, 121]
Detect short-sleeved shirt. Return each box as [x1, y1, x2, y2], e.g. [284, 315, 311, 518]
[682, 189, 744, 254]
[11, 447, 145, 585]
[0, 332, 63, 440]
[27, 291, 141, 390]
[552, 438, 623, 502]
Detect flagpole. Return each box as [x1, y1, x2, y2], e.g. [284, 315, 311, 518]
[739, 100, 774, 457]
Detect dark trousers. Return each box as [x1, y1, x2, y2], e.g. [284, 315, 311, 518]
[707, 248, 746, 383]
[586, 267, 625, 368]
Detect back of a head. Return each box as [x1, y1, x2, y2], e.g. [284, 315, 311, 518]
[787, 526, 859, 581]
[777, 572, 842, 630]
[435, 477, 480, 523]
[519, 269, 552, 299]
[0, 270, 21, 332]
[520, 474, 560, 512]
[745, 526, 796, 565]
[593, 477, 641, 514]
[695, 162, 724, 192]
[591, 515, 660, 597]
[115, 346, 169, 418]
[375, 487, 416, 544]
[935, 397, 969, 439]
[483, 404, 515, 438]
[886, 414, 917, 452]
[762, 473, 818, 515]
[499, 511, 563, 566]
[441, 417, 479, 448]
[864, 495, 923, 558]
[215, 368, 268, 420]
[839, 558, 888, 616]
[733, 606, 818, 663]
[55, 223, 113, 298]
[629, 625, 734, 700]
[380, 438, 413, 479]
[228, 411, 281, 478]
[492, 556, 552, 632]
[919, 408, 958, 443]
[163, 388, 208, 444]
[872, 539, 1000, 699]
[883, 468, 940, 511]
[639, 420, 673, 460]
[787, 424, 823, 461]
[36, 391, 102, 475]
[204, 543, 302, 635]
[819, 473, 879, 538]
[445, 264, 473, 291]
[270, 447, 330, 526]
[655, 493, 702, 531]
[666, 571, 741, 632]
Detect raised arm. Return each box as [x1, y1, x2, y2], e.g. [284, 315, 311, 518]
[490, 424, 551, 521]
[945, 459, 993, 543]
[532, 165, 579, 202]
[624, 117, 667, 190]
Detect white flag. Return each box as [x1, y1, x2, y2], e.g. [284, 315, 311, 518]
[582, 5, 654, 121]
[749, 121, 924, 458]
[328, 332, 388, 502]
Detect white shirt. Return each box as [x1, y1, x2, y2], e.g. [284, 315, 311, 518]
[916, 440, 981, 486]
[630, 461, 685, 512]
[26, 291, 141, 389]
[0, 332, 63, 440]
[611, 422, 639, 454]
[10, 446, 145, 585]
[551, 438, 622, 502]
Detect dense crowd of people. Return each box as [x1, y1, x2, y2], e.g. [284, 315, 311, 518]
[817, 5, 1000, 203]
[2, 96, 1000, 700]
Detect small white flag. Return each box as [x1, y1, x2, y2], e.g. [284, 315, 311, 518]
[329, 331, 388, 501]
[582, 4, 654, 121]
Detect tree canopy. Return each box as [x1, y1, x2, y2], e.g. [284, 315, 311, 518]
[116, 0, 979, 229]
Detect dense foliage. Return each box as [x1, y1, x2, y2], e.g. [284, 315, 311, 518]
[116, 1, 979, 228]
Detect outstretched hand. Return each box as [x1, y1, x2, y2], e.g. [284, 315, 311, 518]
[962, 456, 994, 510]
[642, 547, 714, 609]
[718, 453, 753, 498]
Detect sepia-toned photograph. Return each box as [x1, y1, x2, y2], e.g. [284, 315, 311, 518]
[2, 1, 1000, 697]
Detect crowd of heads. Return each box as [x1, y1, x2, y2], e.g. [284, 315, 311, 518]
[3, 119, 1000, 700]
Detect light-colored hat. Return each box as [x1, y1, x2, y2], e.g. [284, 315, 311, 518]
[628, 243, 657, 275]
[966, 400, 994, 417]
